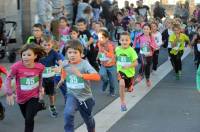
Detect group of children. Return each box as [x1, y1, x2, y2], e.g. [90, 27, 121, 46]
[1, 10, 200, 131]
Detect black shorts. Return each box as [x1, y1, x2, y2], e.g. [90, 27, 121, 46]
[42, 77, 55, 95]
[119, 71, 134, 88]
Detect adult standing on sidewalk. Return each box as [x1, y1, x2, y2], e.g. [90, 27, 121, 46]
[153, 1, 165, 19]
[135, 0, 151, 22]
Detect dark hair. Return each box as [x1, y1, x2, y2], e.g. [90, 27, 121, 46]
[20, 44, 46, 62]
[65, 40, 83, 54]
[33, 23, 43, 31]
[77, 18, 87, 24]
[142, 23, 151, 29]
[71, 25, 79, 33]
[99, 29, 110, 38]
[120, 31, 130, 38]
[59, 17, 68, 24]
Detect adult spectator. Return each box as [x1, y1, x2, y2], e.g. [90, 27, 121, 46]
[173, 2, 181, 18]
[90, 0, 102, 21]
[37, 0, 53, 25]
[76, 0, 92, 23]
[101, 0, 113, 27]
[153, 1, 165, 19]
[64, 0, 73, 25]
[179, 4, 189, 24]
[135, 0, 151, 21]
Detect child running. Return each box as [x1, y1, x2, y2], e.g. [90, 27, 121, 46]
[57, 39, 100, 132]
[0, 65, 7, 120]
[116, 32, 138, 111]
[58, 17, 71, 56]
[98, 29, 119, 96]
[5, 44, 46, 132]
[39, 35, 63, 117]
[26, 23, 44, 45]
[169, 23, 190, 80]
[151, 21, 163, 73]
[133, 23, 157, 87]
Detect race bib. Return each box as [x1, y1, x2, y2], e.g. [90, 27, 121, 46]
[42, 67, 55, 78]
[117, 56, 131, 67]
[61, 35, 70, 43]
[98, 53, 110, 61]
[172, 42, 181, 51]
[20, 76, 39, 91]
[66, 74, 84, 89]
[140, 44, 151, 56]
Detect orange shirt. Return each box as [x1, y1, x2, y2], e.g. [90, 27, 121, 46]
[97, 41, 116, 67]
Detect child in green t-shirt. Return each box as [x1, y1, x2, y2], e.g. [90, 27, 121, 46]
[116, 32, 138, 111]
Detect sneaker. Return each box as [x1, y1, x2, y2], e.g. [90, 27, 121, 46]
[0, 103, 5, 120]
[178, 71, 182, 76]
[109, 93, 116, 97]
[128, 86, 134, 92]
[136, 75, 143, 82]
[38, 99, 46, 111]
[146, 79, 151, 87]
[121, 104, 127, 111]
[49, 106, 58, 118]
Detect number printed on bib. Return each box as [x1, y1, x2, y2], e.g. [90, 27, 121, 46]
[117, 56, 131, 67]
[98, 53, 110, 61]
[20, 76, 39, 91]
[42, 67, 55, 78]
[140, 44, 151, 56]
[66, 74, 85, 89]
[61, 35, 70, 43]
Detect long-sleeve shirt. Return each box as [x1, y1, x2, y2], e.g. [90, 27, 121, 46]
[152, 31, 163, 50]
[133, 34, 157, 56]
[5, 61, 44, 104]
[97, 40, 116, 67]
[62, 59, 100, 101]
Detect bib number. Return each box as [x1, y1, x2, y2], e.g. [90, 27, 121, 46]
[20, 76, 39, 91]
[140, 44, 151, 56]
[98, 53, 110, 61]
[66, 74, 84, 89]
[42, 67, 55, 78]
[117, 56, 131, 67]
[61, 35, 70, 43]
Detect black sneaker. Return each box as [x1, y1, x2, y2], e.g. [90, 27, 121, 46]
[49, 106, 58, 118]
[38, 99, 46, 111]
[0, 103, 5, 120]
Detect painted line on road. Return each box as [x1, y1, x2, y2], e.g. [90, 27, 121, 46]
[76, 47, 191, 132]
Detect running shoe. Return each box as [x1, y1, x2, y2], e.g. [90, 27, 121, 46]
[121, 104, 127, 112]
[146, 79, 151, 87]
[128, 86, 134, 92]
[49, 106, 58, 118]
[136, 75, 143, 82]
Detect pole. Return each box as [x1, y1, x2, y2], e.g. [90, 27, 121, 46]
[21, 0, 32, 43]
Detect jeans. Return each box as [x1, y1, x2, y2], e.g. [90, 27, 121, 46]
[64, 94, 95, 132]
[19, 98, 40, 132]
[99, 65, 119, 94]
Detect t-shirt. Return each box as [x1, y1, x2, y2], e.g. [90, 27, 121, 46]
[169, 33, 189, 55]
[152, 31, 162, 50]
[39, 49, 62, 78]
[135, 5, 149, 20]
[63, 59, 97, 101]
[59, 27, 71, 46]
[115, 46, 138, 77]
[79, 30, 92, 48]
[5, 61, 44, 104]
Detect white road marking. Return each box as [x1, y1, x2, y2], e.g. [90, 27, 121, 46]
[76, 48, 191, 132]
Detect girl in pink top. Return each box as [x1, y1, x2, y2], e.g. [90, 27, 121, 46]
[59, 17, 71, 55]
[133, 23, 157, 87]
[5, 44, 46, 132]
